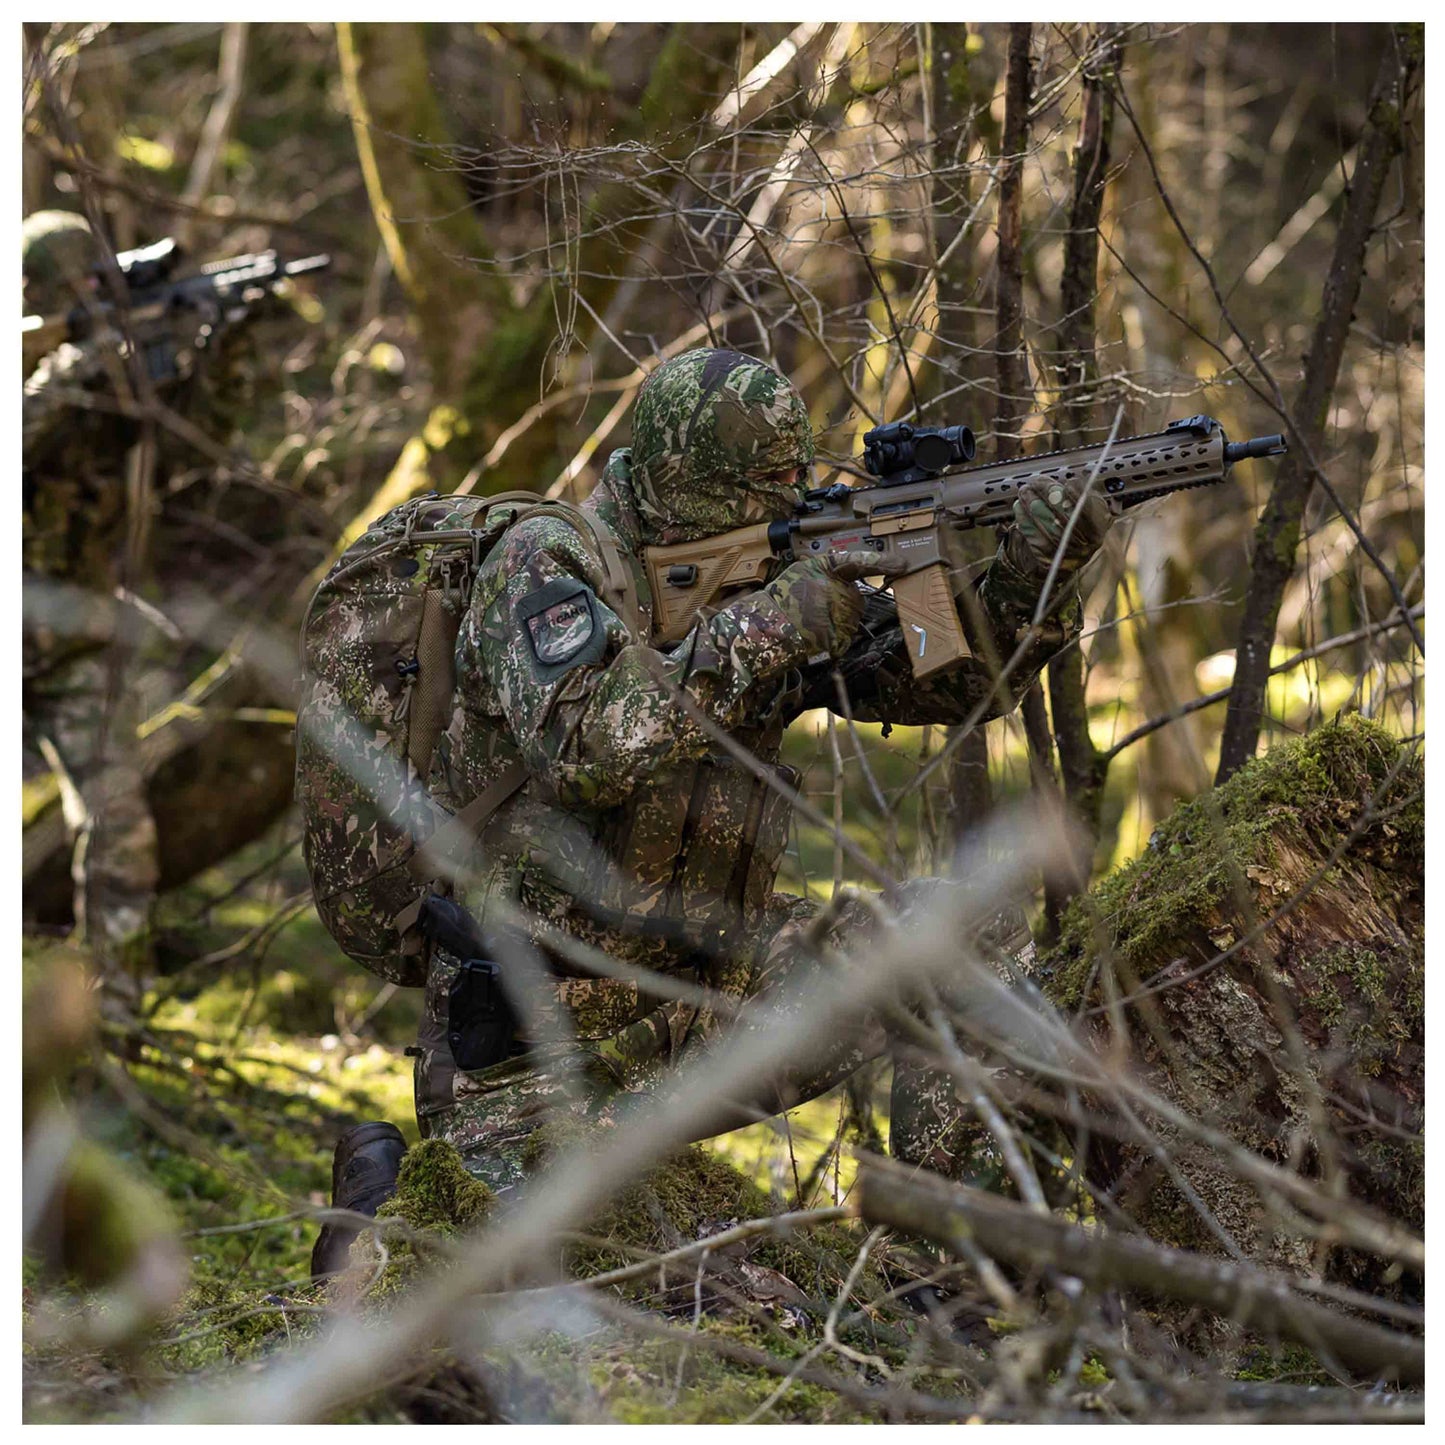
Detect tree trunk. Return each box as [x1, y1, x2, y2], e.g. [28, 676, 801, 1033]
[993, 22, 1032, 459]
[25, 717, 296, 928]
[1044, 27, 1123, 902]
[1215, 29, 1420, 783]
[925, 22, 1003, 854]
[336, 21, 529, 493]
[334, 22, 738, 510]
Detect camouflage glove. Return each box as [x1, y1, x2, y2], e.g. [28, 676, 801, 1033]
[1004, 478, 1111, 580]
[765, 551, 902, 661]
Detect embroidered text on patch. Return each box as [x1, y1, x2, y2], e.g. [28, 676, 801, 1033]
[513, 577, 608, 680]
[528, 593, 594, 664]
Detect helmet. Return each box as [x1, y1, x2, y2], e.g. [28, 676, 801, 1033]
[22, 210, 95, 313]
[627, 348, 815, 543]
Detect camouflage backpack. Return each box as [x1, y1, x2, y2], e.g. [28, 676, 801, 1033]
[296, 490, 638, 986]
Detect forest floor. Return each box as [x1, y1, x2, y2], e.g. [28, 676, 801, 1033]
[23, 831, 935, 1424]
[22, 718, 1422, 1423]
[16, 881, 1335, 1425]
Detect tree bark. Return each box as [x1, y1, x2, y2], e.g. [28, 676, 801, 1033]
[25, 716, 295, 927]
[336, 21, 523, 491]
[926, 23, 1002, 853]
[993, 22, 1032, 459]
[1033, 718, 1422, 1297]
[944, 725, 991, 844]
[1215, 29, 1420, 782]
[1044, 27, 1123, 902]
[856, 1154, 1422, 1385]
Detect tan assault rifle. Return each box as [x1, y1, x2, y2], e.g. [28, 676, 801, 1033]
[645, 416, 1286, 679]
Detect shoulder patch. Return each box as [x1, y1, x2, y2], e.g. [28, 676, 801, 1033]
[514, 577, 607, 680]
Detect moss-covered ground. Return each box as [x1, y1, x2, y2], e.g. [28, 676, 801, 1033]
[21, 826, 926, 1422]
[26, 718, 1420, 1421]
[1027, 716, 1424, 1296]
[1040, 715, 1423, 1008]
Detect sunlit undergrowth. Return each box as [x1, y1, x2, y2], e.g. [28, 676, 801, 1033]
[24, 825, 898, 1422]
[25, 719, 1423, 1421]
[24, 995, 933, 1424]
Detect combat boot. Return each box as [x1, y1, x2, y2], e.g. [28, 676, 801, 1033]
[310, 1121, 406, 1280]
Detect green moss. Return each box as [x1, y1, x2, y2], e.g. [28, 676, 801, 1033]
[350, 1140, 495, 1295]
[1041, 717, 1422, 1008]
[1233, 1341, 1332, 1385]
[556, 1144, 878, 1306]
[377, 1139, 494, 1235]
[519, 1113, 594, 1172]
[1291, 940, 1422, 1083]
[588, 1325, 869, 1424]
[158, 1275, 326, 1373]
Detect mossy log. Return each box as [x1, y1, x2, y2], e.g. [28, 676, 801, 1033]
[1031, 716, 1422, 1291]
[856, 1154, 1422, 1385]
[24, 717, 296, 928]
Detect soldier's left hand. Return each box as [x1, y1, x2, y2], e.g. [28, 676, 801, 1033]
[1007, 478, 1111, 578]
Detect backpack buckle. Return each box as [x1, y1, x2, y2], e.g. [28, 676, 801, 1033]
[436, 555, 469, 603]
[393, 655, 419, 722]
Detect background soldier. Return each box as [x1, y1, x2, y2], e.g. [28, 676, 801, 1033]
[22, 209, 294, 995]
[314, 348, 1110, 1272]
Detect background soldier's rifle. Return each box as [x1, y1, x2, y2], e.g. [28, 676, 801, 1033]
[646, 417, 1287, 679]
[22, 237, 331, 379]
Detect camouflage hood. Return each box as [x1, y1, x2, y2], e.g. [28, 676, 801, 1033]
[23, 211, 95, 314]
[622, 348, 815, 544]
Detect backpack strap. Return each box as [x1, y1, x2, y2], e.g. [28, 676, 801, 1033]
[394, 756, 532, 938]
[546, 500, 642, 640]
[480, 492, 641, 639]
[405, 585, 461, 778]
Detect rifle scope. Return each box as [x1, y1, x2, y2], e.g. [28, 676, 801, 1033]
[862, 422, 977, 481]
[104, 237, 182, 292]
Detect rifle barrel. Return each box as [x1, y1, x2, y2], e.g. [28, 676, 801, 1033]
[1224, 434, 1287, 464]
[283, 254, 331, 277]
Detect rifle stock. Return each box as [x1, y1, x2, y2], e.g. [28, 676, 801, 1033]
[644, 522, 775, 645]
[643, 415, 1286, 679]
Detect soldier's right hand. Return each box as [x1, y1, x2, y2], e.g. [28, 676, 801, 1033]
[765, 550, 902, 660]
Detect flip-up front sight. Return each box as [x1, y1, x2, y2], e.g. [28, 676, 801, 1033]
[863, 421, 977, 484]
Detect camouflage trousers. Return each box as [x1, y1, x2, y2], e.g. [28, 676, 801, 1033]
[414, 889, 992, 1192]
[26, 647, 159, 977]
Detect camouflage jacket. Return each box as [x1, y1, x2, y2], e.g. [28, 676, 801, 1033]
[430, 455, 1078, 1041]
[23, 321, 266, 682]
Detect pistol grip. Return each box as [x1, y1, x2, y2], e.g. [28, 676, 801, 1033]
[893, 562, 970, 678]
